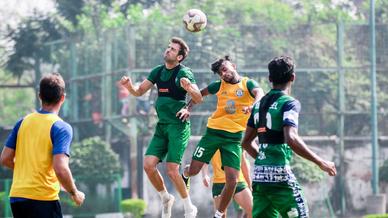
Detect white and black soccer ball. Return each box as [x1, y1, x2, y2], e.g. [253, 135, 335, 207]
[182, 9, 207, 32]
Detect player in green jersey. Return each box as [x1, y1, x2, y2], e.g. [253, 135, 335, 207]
[120, 37, 202, 218]
[241, 56, 337, 218]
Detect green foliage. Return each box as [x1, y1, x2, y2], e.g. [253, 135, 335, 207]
[0, 70, 35, 126]
[0, 192, 4, 216]
[70, 136, 121, 184]
[121, 198, 147, 218]
[5, 15, 64, 78]
[363, 214, 388, 218]
[379, 159, 388, 183]
[291, 155, 324, 183]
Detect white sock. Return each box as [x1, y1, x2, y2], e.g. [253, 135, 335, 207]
[158, 190, 170, 202]
[214, 210, 223, 218]
[183, 197, 193, 211]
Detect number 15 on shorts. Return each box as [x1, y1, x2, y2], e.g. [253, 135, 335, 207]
[194, 146, 205, 158]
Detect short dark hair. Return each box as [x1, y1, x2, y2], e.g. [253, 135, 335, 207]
[170, 37, 190, 62]
[39, 73, 66, 105]
[211, 55, 231, 74]
[268, 56, 295, 85]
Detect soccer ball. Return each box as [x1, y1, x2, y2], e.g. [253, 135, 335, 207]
[183, 9, 207, 32]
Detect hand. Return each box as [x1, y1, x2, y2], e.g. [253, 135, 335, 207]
[70, 190, 85, 206]
[120, 76, 132, 88]
[202, 175, 210, 187]
[176, 107, 190, 122]
[319, 160, 337, 176]
[180, 78, 192, 91]
[242, 106, 253, 114]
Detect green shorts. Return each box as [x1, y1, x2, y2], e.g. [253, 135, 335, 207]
[212, 181, 248, 198]
[192, 128, 242, 170]
[252, 181, 309, 218]
[145, 122, 190, 164]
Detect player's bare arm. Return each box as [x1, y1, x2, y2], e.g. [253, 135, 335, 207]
[176, 87, 210, 121]
[53, 154, 85, 206]
[242, 87, 264, 114]
[180, 77, 203, 103]
[284, 126, 337, 176]
[0, 146, 15, 169]
[120, 76, 153, 97]
[241, 126, 259, 159]
[241, 151, 252, 190]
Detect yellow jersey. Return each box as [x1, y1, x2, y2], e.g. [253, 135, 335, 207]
[10, 112, 63, 200]
[207, 77, 255, 133]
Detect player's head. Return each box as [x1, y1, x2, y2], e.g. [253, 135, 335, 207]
[268, 56, 295, 85]
[211, 55, 238, 83]
[39, 73, 66, 106]
[164, 37, 190, 63]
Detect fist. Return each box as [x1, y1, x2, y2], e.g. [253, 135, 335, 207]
[120, 76, 132, 87]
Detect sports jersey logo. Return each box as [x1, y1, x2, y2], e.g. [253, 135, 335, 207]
[224, 100, 236, 114]
[221, 91, 227, 95]
[269, 102, 278, 110]
[236, 89, 244, 97]
[159, 88, 169, 93]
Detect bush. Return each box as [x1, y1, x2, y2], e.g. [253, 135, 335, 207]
[0, 192, 4, 216]
[121, 199, 147, 218]
[291, 155, 324, 183]
[379, 159, 388, 183]
[363, 214, 388, 218]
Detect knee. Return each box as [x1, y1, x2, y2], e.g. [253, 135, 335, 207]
[225, 175, 238, 187]
[166, 167, 179, 180]
[143, 161, 156, 173]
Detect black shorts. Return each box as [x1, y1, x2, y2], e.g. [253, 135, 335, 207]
[11, 199, 62, 218]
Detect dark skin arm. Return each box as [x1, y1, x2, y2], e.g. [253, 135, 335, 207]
[0, 147, 15, 169]
[284, 126, 337, 176]
[241, 126, 259, 159]
[176, 88, 210, 121]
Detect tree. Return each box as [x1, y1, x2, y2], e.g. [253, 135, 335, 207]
[70, 136, 121, 186]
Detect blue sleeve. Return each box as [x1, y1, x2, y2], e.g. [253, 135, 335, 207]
[5, 119, 24, 149]
[282, 100, 301, 128]
[50, 120, 73, 156]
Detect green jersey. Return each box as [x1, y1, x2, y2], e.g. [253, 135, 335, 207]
[247, 89, 301, 183]
[147, 64, 196, 124]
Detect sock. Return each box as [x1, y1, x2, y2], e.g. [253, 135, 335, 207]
[158, 190, 170, 202]
[182, 171, 189, 179]
[214, 210, 223, 218]
[183, 197, 193, 212]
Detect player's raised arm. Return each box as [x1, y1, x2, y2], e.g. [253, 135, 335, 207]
[120, 76, 153, 97]
[176, 87, 210, 121]
[180, 77, 203, 103]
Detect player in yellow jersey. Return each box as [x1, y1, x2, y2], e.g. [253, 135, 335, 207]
[1, 73, 85, 218]
[202, 150, 253, 218]
[180, 55, 263, 218]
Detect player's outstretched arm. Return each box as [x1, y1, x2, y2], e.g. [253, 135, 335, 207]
[180, 78, 203, 104]
[53, 154, 85, 206]
[241, 126, 259, 159]
[120, 76, 153, 97]
[0, 147, 15, 169]
[284, 126, 337, 176]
